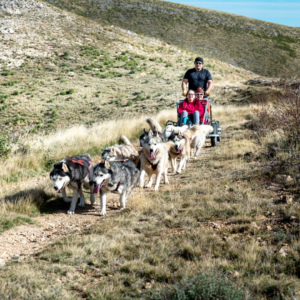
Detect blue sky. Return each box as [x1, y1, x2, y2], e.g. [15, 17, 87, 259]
[165, 0, 300, 27]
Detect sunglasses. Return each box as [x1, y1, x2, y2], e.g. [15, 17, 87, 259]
[196, 93, 204, 96]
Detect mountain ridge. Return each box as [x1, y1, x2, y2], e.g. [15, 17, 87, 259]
[43, 0, 300, 77]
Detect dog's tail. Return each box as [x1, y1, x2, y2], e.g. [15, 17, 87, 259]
[184, 125, 200, 138]
[200, 125, 213, 135]
[121, 135, 133, 146]
[146, 117, 162, 134]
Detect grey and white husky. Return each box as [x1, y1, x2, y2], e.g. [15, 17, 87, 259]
[140, 130, 173, 191]
[50, 154, 95, 214]
[92, 160, 140, 216]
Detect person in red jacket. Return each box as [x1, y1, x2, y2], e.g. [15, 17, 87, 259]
[178, 90, 204, 125]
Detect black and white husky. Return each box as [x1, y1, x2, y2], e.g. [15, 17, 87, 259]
[50, 154, 95, 214]
[92, 160, 140, 216]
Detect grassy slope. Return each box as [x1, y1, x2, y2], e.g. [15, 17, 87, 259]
[43, 0, 300, 77]
[0, 2, 256, 138]
[0, 108, 299, 299]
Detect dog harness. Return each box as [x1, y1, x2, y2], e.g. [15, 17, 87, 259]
[146, 158, 160, 170]
[68, 155, 91, 170]
[114, 182, 120, 191]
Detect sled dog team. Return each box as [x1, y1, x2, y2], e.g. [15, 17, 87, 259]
[50, 118, 213, 216]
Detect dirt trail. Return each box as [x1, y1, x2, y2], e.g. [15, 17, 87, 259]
[0, 123, 241, 266]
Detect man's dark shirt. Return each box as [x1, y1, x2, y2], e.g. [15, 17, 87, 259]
[183, 68, 213, 91]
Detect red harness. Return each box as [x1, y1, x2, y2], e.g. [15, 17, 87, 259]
[68, 156, 91, 170]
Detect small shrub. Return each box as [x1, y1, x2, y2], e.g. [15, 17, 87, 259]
[165, 62, 173, 68]
[136, 94, 143, 101]
[64, 51, 70, 57]
[13, 90, 19, 96]
[66, 89, 75, 95]
[2, 81, 16, 86]
[152, 271, 245, 300]
[127, 100, 133, 106]
[60, 91, 66, 96]
[0, 134, 11, 159]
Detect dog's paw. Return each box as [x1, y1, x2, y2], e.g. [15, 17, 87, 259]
[154, 186, 159, 191]
[99, 210, 106, 216]
[193, 156, 197, 159]
[67, 210, 75, 215]
[176, 170, 182, 174]
[145, 183, 152, 188]
[77, 202, 85, 207]
[117, 202, 121, 207]
[165, 181, 169, 185]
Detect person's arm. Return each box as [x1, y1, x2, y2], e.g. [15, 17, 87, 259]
[182, 79, 188, 96]
[195, 100, 204, 120]
[206, 80, 213, 93]
[205, 70, 213, 96]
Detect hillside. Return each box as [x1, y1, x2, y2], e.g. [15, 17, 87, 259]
[42, 0, 300, 78]
[0, 0, 261, 136]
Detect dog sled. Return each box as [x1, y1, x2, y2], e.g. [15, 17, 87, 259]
[165, 98, 222, 147]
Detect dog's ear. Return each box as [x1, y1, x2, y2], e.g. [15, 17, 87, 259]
[104, 160, 110, 169]
[53, 162, 62, 169]
[111, 148, 116, 154]
[154, 131, 159, 137]
[104, 145, 107, 150]
[62, 163, 69, 173]
[143, 128, 146, 134]
[148, 129, 153, 137]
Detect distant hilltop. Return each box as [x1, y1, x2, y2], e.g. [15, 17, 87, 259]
[43, 0, 300, 77]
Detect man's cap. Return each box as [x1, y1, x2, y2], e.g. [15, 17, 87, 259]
[196, 88, 204, 94]
[194, 57, 204, 64]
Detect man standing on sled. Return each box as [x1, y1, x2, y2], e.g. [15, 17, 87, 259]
[182, 57, 213, 97]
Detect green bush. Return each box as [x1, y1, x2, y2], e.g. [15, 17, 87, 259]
[152, 271, 245, 300]
[60, 91, 66, 96]
[0, 134, 11, 160]
[127, 100, 133, 106]
[2, 81, 16, 86]
[13, 90, 19, 96]
[136, 94, 143, 101]
[66, 89, 75, 95]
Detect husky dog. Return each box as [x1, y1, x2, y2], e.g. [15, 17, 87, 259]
[190, 125, 213, 159]
[50, 154, 95, 214]
[168, 126, 199, 173]
[101, 135, 139, 166]
[139, 117, 164, 147]
[162, 124, 188, 140]
[140, 130, 173, 191]
[92, 160, 140, 216]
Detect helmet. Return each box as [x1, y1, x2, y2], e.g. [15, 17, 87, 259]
[196, 88, 204, 95]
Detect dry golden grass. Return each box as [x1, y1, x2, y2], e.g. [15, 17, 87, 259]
[0, 105, 252, 192]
